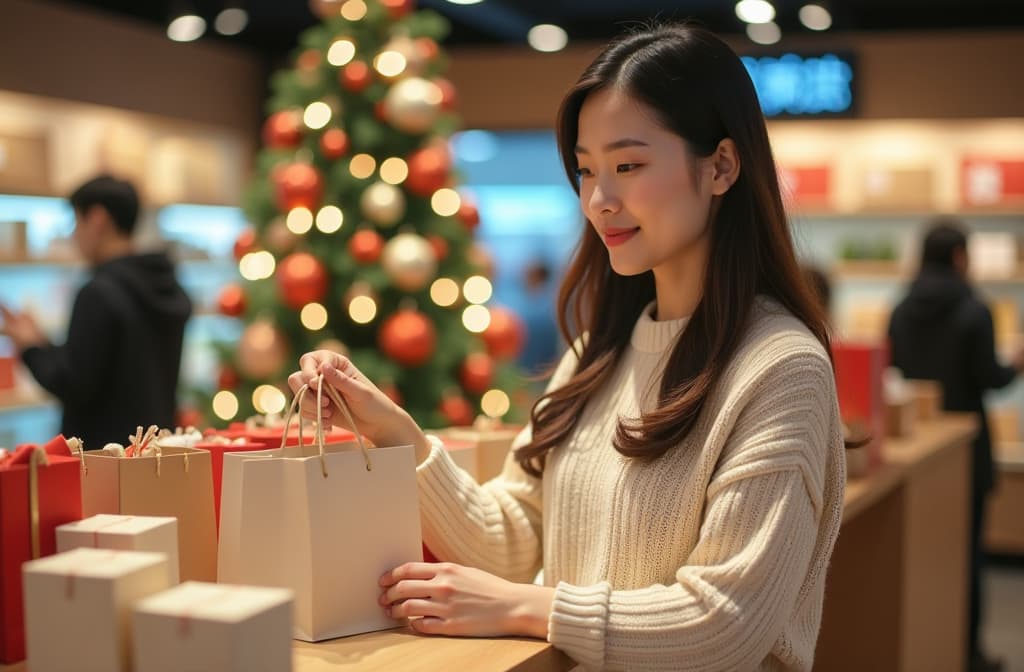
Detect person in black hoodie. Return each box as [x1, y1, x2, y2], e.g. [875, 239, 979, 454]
[0, 175, 192, 449]
[888, 218, 1023, 672]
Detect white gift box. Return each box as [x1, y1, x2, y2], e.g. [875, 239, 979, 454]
[56, 514, 180, 585]
[22, 547, 170, 672]
[133, 581, 293, 672]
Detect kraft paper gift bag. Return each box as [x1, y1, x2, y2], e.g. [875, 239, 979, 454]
[0, 438, 82, 664]
[218, 378, 422, 642]
[57, 514, 180, 585]
[22, 547, 170, 672]
[81, 426, 217, 582]
[133, 581, 293, 672]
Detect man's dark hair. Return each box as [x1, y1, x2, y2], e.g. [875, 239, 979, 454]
[69, 175, 139, 236]
[920, 217, 968, 269]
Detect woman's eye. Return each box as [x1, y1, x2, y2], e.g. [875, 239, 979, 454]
[616, 163, 640, 173]
[575, 167, 593, 181]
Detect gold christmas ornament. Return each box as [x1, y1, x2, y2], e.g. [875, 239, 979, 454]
[236, 320, 290, 379]
[383, 77, 443, 135]
[381, 35, 424, 75]
[381, 232, 438, 292]
[359, 181, 406, 226]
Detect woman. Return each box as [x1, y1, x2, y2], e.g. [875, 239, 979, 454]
[290, 23, 845, 671]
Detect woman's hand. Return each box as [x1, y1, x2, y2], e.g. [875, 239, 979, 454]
[379, 562, 554, 639]
[287, 350, 430, 462]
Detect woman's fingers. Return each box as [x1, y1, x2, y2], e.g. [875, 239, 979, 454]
[388, 599, 447, 620]
[408, 617, 454, 636]
[380, 562, 440, 587]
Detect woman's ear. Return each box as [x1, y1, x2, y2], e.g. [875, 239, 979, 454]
[709, 138, 741, 196]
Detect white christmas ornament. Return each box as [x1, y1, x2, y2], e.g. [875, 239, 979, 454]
[383, 77, 443, 134]
[382, 233, 438, 292]
[359, 181, 406, 226]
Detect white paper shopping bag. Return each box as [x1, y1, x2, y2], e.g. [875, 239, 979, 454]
[133, 581, 293, 672]
[218, 378, 422, 642]
[56, 514, 180, 585]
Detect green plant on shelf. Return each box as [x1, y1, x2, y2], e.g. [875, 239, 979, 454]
[188, 0, 525, 431]
[838, 238, 899, 262]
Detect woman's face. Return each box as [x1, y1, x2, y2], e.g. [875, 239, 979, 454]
[575, 88, 717, 278]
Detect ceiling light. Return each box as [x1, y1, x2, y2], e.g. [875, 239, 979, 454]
[214, 7, 248, 35]
[167, 14, 206, 42]
[528, 24, 568, 52]
[446, 0, 484, 4]
[747, 21, 782, 45]
[735, 0, 776, 24]
[799, 4, 832, 30]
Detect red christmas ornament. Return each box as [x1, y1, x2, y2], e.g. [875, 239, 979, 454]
[274, 162, 323, 212]
[218, 366, 240, 390]
[405, 146, 450, 196]
[298, 48, 321, 71]
[340, 60, 372, 93]
[482, 306, 525, 360]
[459, 352, 494, 395]
[233, 228, 257, 261]
[379, 310, 436, 367]
[458, 200, 480, 230]
[217, 284, 247, 317]
[262, 110, 302, 149]
[427, 235, 449, 262]
[349, 229, 384, 264]
[414, 37, 439, 63]
[319, 128, 350, 160]
[277, 252, 330, 309]
[381, 0, 414, 20]
[434, 78, 457, 111]
[440, 395, 474, 427]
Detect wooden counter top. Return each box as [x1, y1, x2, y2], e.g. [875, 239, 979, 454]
[843, 413, 977, 523]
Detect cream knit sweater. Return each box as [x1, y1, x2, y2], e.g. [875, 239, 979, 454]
[417, 298, 846, 671]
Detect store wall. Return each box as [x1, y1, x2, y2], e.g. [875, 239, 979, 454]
[446, 30, 1024, 129]
[0, 0, 265, 141]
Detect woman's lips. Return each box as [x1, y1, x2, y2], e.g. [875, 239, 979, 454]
[603, 227, 640, 247]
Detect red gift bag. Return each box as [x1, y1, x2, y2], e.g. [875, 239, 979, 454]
[192, 440, 268, 533]
[0, 437, 82, 663]
[833, 341, 889, 473]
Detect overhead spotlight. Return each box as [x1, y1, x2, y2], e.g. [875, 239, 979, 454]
[747, 21, 782, 45]
[735, 0, 776, 24]
[214, 6, 248, 36]
[446, 0, 484, 4]
[799, 4, 832, 30]
[528, 24, 568, 52]
[167, 13, 206, 42]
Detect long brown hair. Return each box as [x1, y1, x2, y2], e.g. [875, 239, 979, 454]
[515, 24, 834, 477]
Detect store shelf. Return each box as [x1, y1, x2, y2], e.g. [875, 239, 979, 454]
[0, 389, 54, 413]
[832, 259, 1024, 284]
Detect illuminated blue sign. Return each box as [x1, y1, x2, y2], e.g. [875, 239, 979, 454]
[741, 53, 855, 117]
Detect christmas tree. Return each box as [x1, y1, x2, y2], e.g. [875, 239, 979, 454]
[205, 0, 525, 430]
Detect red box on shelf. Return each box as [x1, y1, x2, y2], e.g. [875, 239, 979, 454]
[832, 341, 889, 474]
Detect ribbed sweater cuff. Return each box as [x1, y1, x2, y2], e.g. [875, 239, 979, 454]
[415, 437, 469, 557]
[548, 581, 612, 670]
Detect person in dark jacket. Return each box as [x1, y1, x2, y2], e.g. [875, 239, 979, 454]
[0, 175, 192, 449]
[888, 218, 1022, 672]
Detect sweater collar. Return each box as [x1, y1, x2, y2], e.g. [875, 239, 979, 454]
[630, 301, 690, 354]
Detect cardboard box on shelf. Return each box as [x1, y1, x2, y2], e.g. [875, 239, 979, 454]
[22, 548, 170, 672]
[132, 582, 293, 672]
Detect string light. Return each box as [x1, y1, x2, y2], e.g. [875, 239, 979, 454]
[349, 295, 378, 324]
[303, 101, 332, 130]
[431, 188, 461, 216]
[379, 157, 409, 185]
[430, 278, 460, 307]
[340, 0, 367, 21]
[462, 275, 492, 304]
[327, 39, 356, 66]
[286, 207, 313, 234]
[300, 303, 329, 330]
[462, 304, 491, 333]
[349, 153, 377, 179]
[252, 385, 286, 415]
[239, 251, 276, 280]
[212, 391, 239, 420]
[315, 205, 344, 233]
[481, 389, 511, 418]
[373, 51, 407, 78]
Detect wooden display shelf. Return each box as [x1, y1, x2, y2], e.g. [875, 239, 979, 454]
[832, 259, 1024, 284]
[987, 441, 1024, 555]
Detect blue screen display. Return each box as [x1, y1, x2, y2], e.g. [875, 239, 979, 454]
[742, 53, 855, 117]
